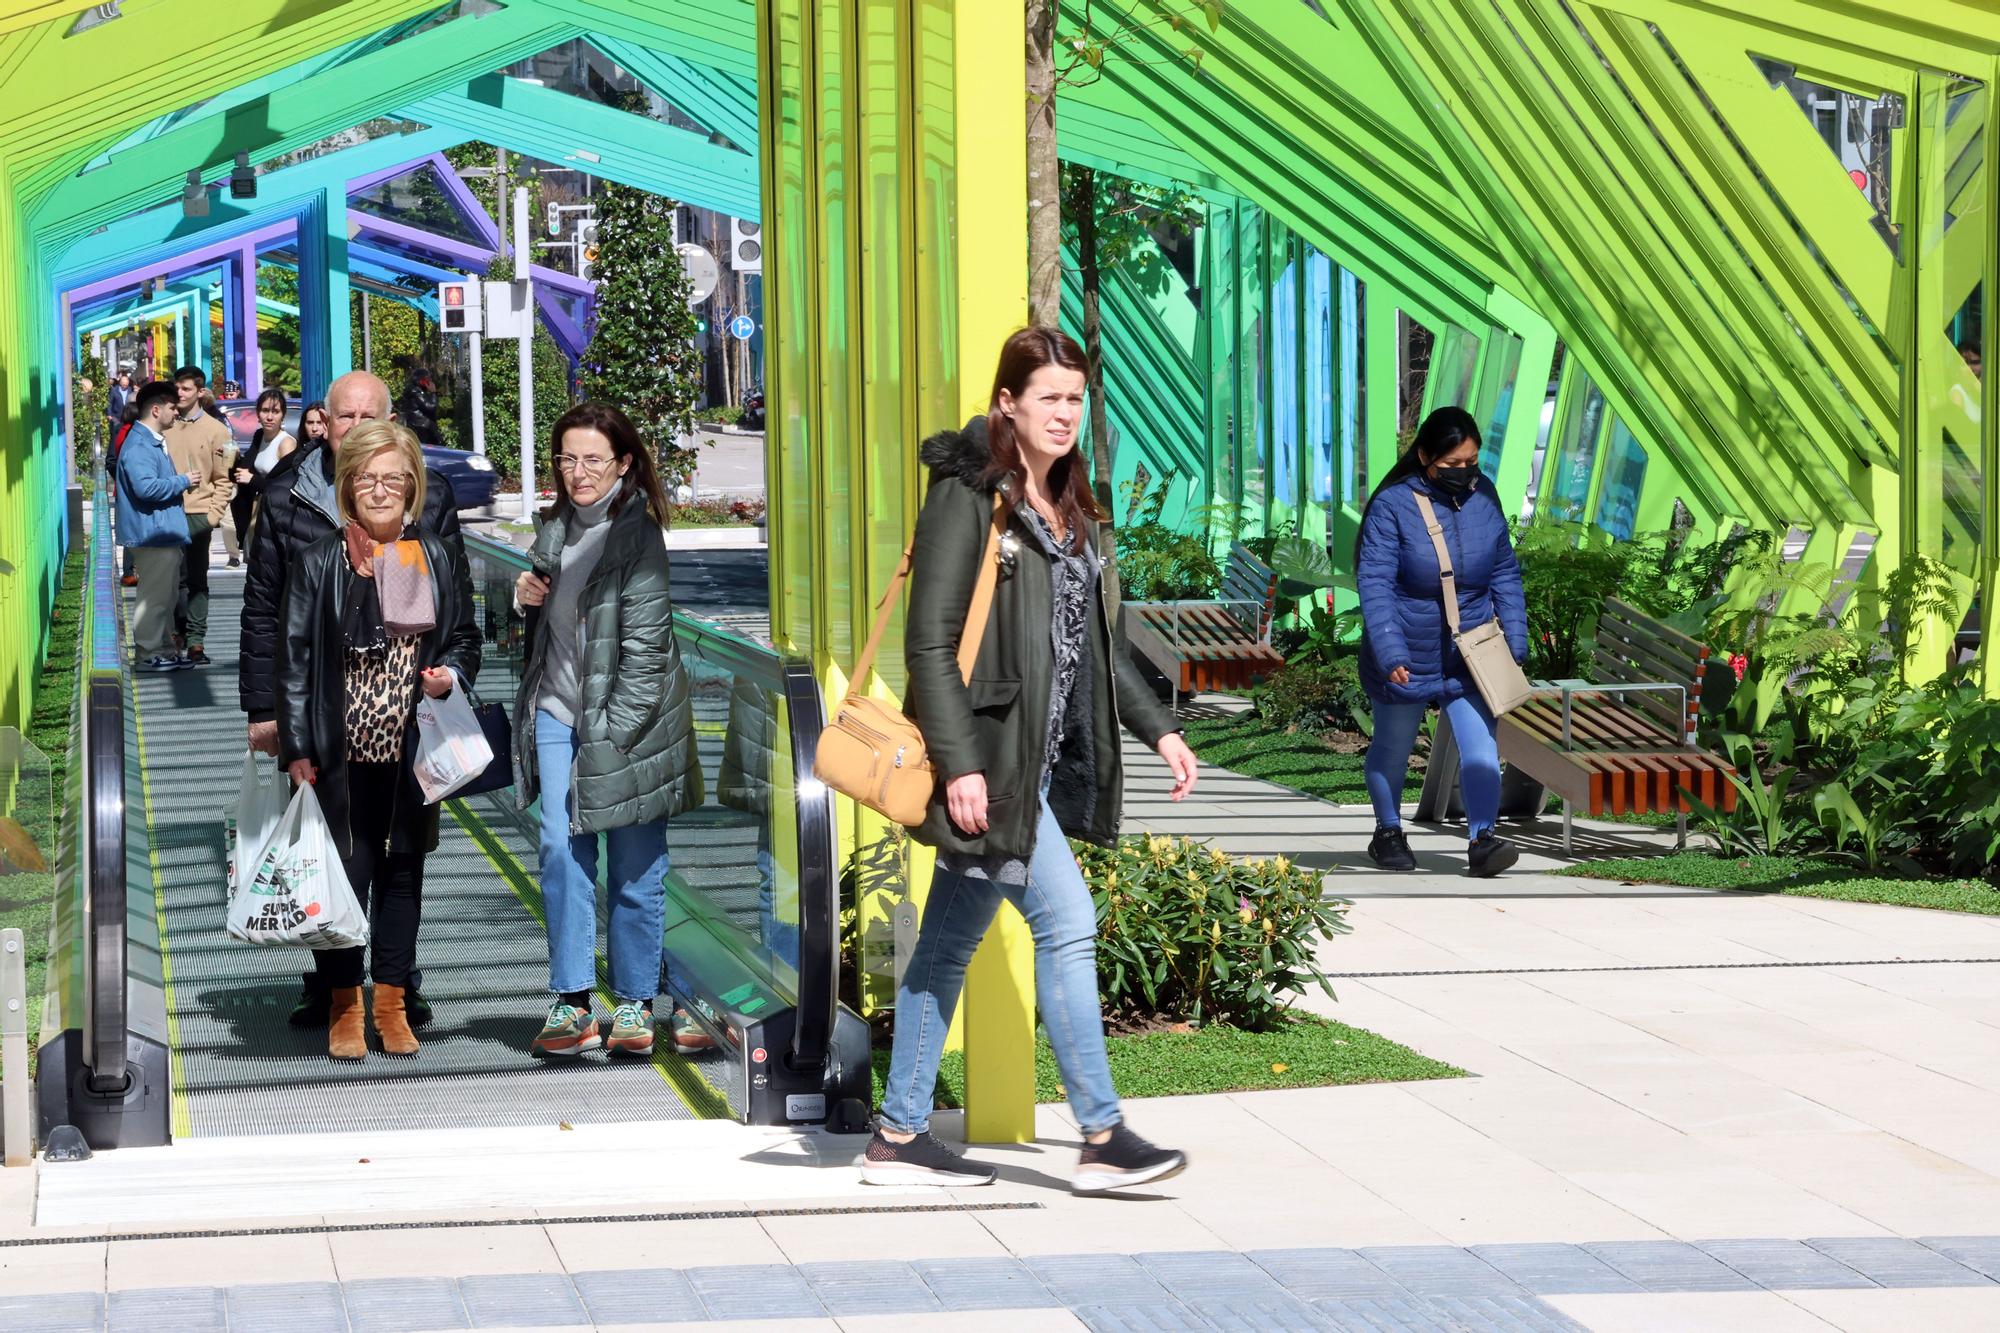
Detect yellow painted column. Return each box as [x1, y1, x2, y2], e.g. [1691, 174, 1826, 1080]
[953, 0, 1037, 1145]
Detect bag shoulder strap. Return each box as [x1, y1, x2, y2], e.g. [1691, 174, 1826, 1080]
[1410, 491, 1462, 636]
[847, 491, 1008, 691]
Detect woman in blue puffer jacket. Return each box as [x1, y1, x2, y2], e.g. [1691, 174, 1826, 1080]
[1356, 407, 1529, 878]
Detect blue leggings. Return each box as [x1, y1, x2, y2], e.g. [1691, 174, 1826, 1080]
[1366, 692, 1500, 841]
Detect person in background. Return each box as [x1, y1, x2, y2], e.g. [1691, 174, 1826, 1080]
[863, 326, 1199, 1194]
[163, 366, 234, 666]
[117, 382, 201, 672]
[1355, 406, 1528, 879]
[110, 401, 142, 587]
[243, 371, 463, 1032]
[300, 400, 330, 449]
[512, 403, 700, 1059]
[106, 370, 132, 432]
[398, 362, 441, 447]
[277, 420, 481, 1061]
[231, 388, 297, 554]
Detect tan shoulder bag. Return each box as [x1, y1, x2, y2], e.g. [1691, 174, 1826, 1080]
[1411, 491, 1534, 717]
[814, 492, 1008, 825]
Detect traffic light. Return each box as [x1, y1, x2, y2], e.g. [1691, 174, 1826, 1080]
[577, 218, 600, 280]
[695, 315, 709, 335]
[437, 278, 483, 333]
[729, 218, 762, 273]
[546, 202, 561, 238]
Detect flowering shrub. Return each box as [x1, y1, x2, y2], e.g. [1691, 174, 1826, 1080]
[1075, 833, 1350, 1030]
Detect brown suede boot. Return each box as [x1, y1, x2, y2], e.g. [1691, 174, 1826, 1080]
[371, 983, 421, 1057]
[328, 986, 366, 1061]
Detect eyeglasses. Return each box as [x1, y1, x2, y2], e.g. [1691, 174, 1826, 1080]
[354, 473, 412, 496]
[554, 455, 617, 477]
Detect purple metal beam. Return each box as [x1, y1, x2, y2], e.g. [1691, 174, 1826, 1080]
[66, 218, 296, 306]
[238, 243, 262, 390]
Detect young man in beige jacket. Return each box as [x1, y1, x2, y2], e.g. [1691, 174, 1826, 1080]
[163, 365, 235, 666]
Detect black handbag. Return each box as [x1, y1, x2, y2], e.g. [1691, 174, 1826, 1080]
[453, 691, 514, 797]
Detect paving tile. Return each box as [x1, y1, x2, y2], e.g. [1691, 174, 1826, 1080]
[1695, 1239, 1877, 1291]
[570, 1268, 707, 1324]
[1356, 1245, 1521, 1297]
[1311, 1296, 1462, 1331]
[1920, 1236, 2000, 1281]
[1024, 1254, 1170, 1305]
[1137, 1250, 1290, 1299]
[0, 1290, 104, 1332]
[1470, 1243, 1644, 1295]
[1186, 1292, 1336, 1329]
[683, 1262, 825, 1321]
[106, 1285, 225, 1333]
[1582, 1240, 1761, 1293]
[1072, 1301, 1208, 1331]
[457, 1273, 588, 1327]
[1804, 1237, 1991, 1288]
[1248, 1248, 1407, 1300]
[225, 1280, 351, 1333]
[1427, 1294, 1592, 1331]
[342, 1276, 470, 1333]
[1543, 1290, 1838, 1331]
[797, 1259, 938, 1316]
[912, 1256, 1062, 1311]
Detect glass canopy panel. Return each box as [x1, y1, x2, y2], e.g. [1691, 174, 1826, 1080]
[1540, 366, 1605, 523]
[1753, 56, 1904, 258]
[1271, 255, 1298, 512]
[1340, 269, 1366, 507]
[1473, 331, 1524, 483]
[349, 163, 490, 246]
[1594, 422, 1648, 541]
[499, 38, 711, 136]
[1305, 250, 1334, 506]
[1425, 326, 1481, 414]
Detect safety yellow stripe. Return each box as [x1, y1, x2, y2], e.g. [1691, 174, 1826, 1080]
[445, 798, 730, 1120]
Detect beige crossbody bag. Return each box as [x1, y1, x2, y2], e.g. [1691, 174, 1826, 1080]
[814, 493, 1007, 825]
[1412, 491, 1534, 717]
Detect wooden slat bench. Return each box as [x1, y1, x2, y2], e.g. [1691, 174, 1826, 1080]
[1124, 542, 1286, 708]
[1497, 596, 1738, 852]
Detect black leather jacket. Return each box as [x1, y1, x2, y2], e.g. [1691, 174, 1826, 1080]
[241, 442, 462, 721]
[275, 528, 482, 857]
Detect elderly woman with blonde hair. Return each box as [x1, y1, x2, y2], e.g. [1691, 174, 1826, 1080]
[276, 419, 482, 1062]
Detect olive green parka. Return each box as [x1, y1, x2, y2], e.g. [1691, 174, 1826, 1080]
[902, 418, 1179, 858]
[512, 494, 702, 834]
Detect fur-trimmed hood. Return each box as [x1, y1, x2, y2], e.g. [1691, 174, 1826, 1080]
[918, 416, 1011, 495]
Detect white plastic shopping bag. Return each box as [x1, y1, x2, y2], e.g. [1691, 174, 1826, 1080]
[227, 781, 370, 949]
[412, 686, 495, 804]
[223, 750, 288, 903]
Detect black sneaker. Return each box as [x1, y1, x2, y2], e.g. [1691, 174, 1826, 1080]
[858, 1130, 997, 1186]
[1368, 824, 1417, 871]
[287, 983, 330, 1028]
[404, 988, 433, 1028]
[185, 647, 210, 667]
[1074, 1124, 1187, 1193]
[1468, 832, 1519, 878]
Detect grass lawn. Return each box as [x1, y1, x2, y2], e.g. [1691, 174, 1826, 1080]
[11, 546, 86, 1076]
[1559, 852, 2000, 915]
[1179, 715, 1419, 806]
[869, 1014, 1465, 1110]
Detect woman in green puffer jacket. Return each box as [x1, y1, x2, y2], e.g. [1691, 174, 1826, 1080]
[511, 402, 700, 1060]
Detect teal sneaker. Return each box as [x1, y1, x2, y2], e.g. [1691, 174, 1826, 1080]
[606, 1001, 655, 1057]
[530, 1002, 600, 1057]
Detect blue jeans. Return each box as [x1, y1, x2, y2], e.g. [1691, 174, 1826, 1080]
[879, 796, 1120, 1136]
[537, 710, 670, 1003]
[1367, 692, 1501, 841]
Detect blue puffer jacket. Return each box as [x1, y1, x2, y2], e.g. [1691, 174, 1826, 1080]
[1357, 472, 1529, 706]
[114, 423, 192, 549]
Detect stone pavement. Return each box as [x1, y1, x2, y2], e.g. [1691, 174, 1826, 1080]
[10, 696, 2000, 1329]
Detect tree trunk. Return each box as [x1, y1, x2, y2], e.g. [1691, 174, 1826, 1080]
[1025, 0, 1061, 325]
[1074, 166, 1122, 612]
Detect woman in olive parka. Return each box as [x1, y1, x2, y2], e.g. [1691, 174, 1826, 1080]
[860, 326, 1201, 1195]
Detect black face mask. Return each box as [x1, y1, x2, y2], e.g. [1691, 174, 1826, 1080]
[1430, 465, 1478, 499]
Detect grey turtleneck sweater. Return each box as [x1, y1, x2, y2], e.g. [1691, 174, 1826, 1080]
[536, 478, 623, 729]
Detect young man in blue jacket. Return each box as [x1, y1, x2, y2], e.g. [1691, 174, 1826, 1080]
[117, 381, 201, 671]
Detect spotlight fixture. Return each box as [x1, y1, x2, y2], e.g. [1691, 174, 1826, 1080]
[182, 169, 209, 219]
[229, 152, 256, 201]
[67, 3, 122, 37]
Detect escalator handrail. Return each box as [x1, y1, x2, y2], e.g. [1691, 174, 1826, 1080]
[84, 465, 129, 1090]
[460, 529, 840, 1070]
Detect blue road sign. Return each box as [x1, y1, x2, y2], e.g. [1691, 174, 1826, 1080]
[729, 314, 756, 341]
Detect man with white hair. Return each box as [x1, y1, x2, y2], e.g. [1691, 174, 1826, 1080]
[239, 369, 467, 1030]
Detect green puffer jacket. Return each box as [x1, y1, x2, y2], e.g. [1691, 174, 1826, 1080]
[903, 418, 1180, 858]
[513, 495, 702, 834]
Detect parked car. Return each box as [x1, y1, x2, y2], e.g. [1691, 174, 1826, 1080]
[217, 397, 498, 510]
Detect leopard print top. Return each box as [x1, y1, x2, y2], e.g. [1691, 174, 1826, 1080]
[345, 635, 420, 763]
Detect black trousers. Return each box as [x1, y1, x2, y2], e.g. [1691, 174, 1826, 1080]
[315, 761, 425, 989]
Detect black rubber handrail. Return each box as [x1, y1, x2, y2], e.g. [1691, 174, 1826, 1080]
[84, 466, 129, 1092]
